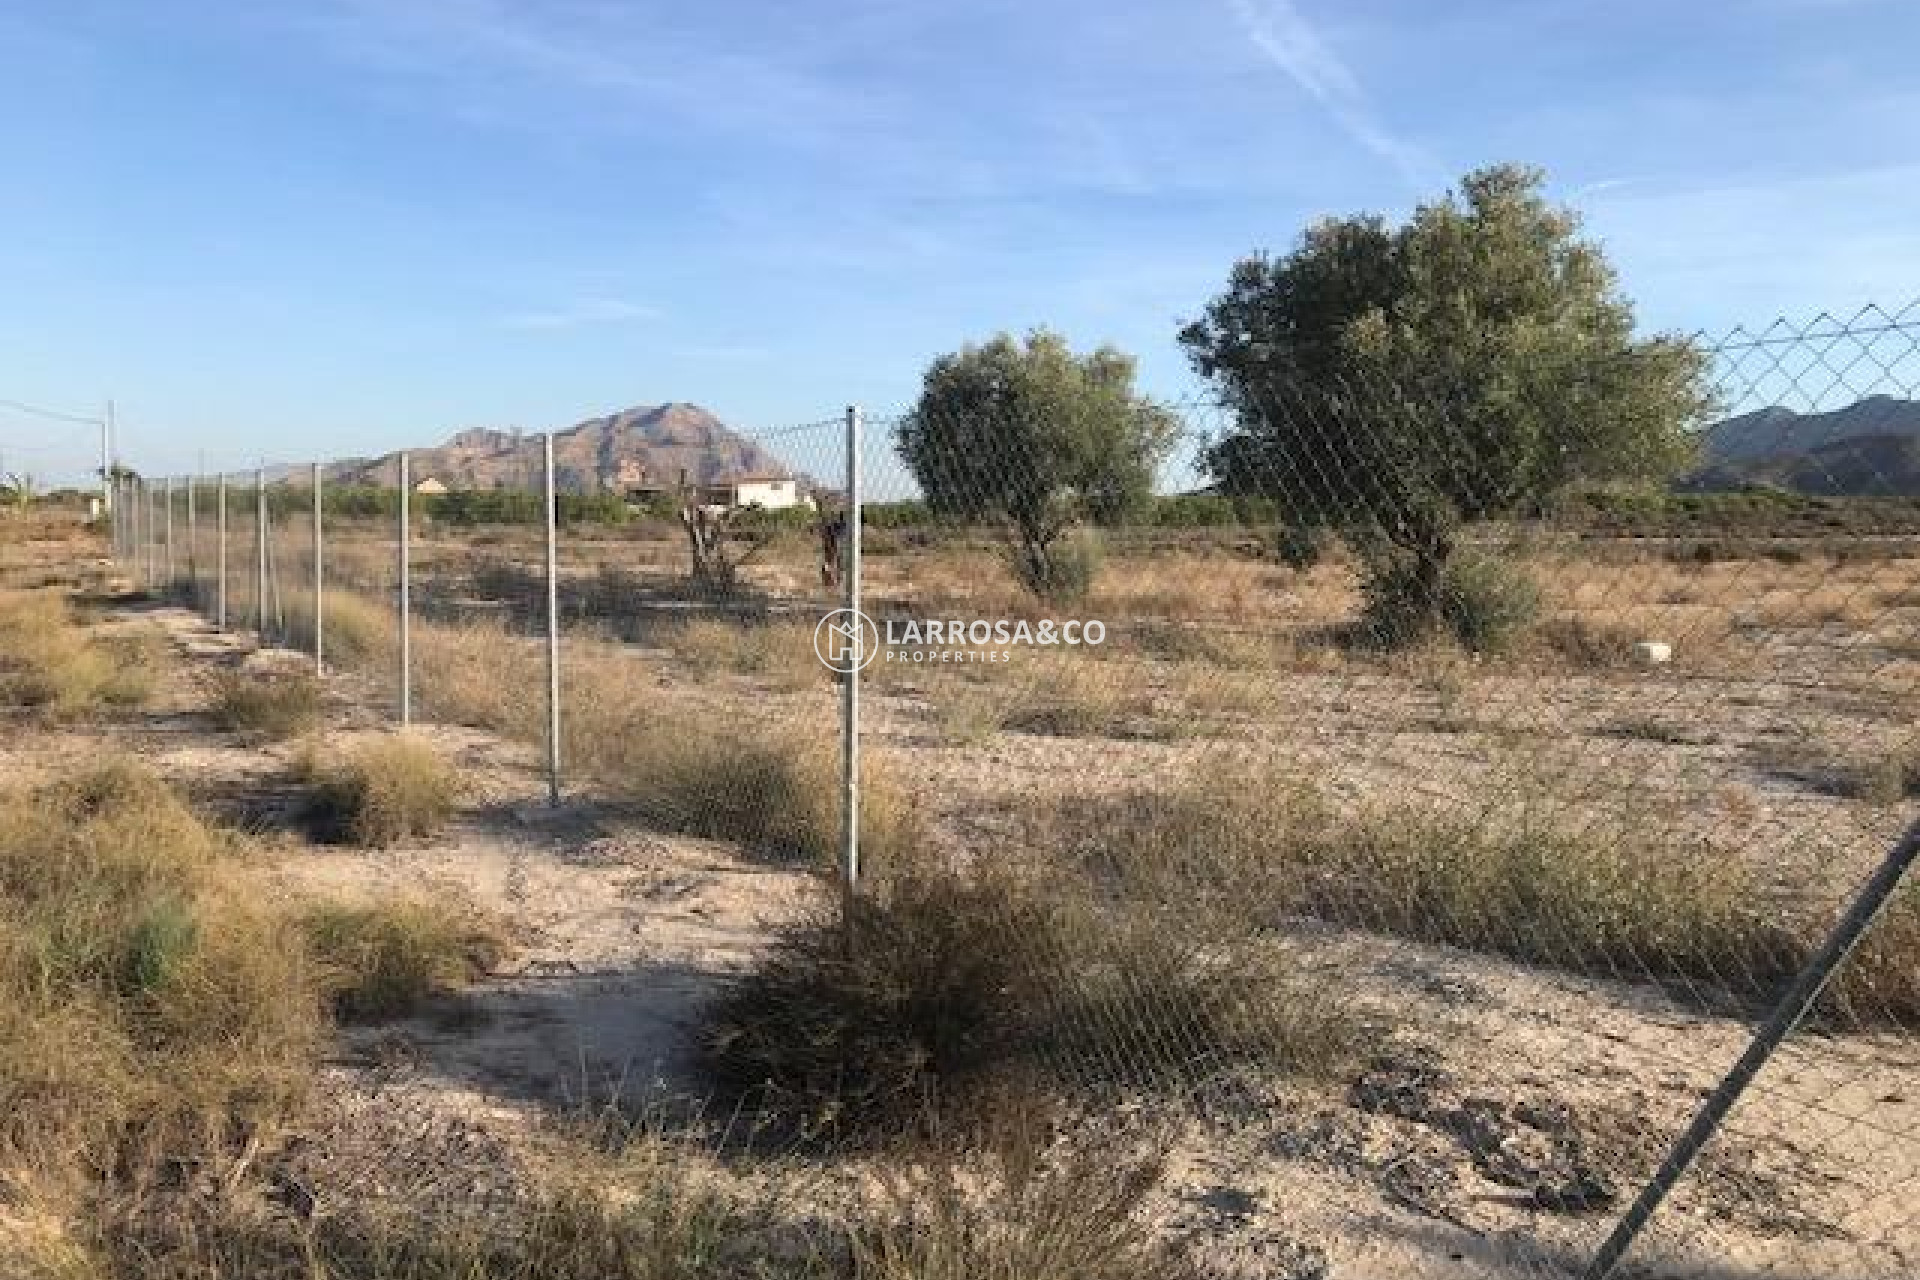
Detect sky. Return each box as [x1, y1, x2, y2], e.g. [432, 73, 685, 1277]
[2, 0, 1918, 485]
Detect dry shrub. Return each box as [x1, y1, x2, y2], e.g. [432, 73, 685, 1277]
[1359, 552, 1540, 654]
[274, 588, 399, 700]
[307, 735, 461, 848]
[0, 591, 166, 716]
[1827, 884, 1920, 1025]
[0, 762, 320, 1201]
[302, 893, 509, 1020]
[667, 617, 821, 690]
[591, 718, 923, 870]
[1537, 614, 1641, 668]
[414, 619, 543, 735]
[979, 663, 1164, 740]
[701, 859, 1353, 1140]
[209, 667, 322, 738]
[850, 1127, 1193, 1280]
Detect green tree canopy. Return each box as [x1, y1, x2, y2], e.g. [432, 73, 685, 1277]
[896, 329, 1177, 599]
[1180, 164, 1713, 622]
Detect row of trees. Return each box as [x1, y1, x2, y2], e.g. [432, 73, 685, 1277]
[896, 164, 1715, 645]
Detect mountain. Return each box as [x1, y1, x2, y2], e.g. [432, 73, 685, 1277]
[321, 403, 801, 496]
[1687, 396, 1920, 494]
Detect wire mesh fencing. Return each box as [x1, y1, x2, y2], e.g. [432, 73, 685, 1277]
[105, 305, 1920, 1278]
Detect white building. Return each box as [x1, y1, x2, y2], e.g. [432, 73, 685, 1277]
[700, 475, 807, 511]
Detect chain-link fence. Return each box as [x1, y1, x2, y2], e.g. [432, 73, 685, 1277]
[108, 304, 1919, 1277]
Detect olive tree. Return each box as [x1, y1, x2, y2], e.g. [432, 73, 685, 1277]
[897, 329, 1177, 601]
[1180, 164, 1713, 645]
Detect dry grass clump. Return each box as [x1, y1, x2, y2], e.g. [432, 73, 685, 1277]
[0, 762, 320, 1203]
[276, 587, 397, 673]
[414, 618, 546, 735]
[91, 1122, 1203, 1280]
[702, 860, 1354, 1140]
[666, 617, 822, 690]
[1824, 884, 1920, 1025]
[1536, 613, 1642, 668]
[306, 735, 461, 848]
[209, 667, 322, 738]
[0, 591, 166, 716]
[1128, 619, 1280, 669]
[91, 1144, 802, 1280]
[592, 720, 923, 869]
[849, 1128, 1195, 1280]
[1072, 769, 1920, 1021]
[1836, 748, 1920, 806]
[301, 893, 509, 1020]
[1083, 776, 1793, 983]
[937, 663, 1167, 742]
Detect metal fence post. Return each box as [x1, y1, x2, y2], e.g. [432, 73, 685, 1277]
[255, 467, 268, 640]
[146, 481, 158, 587]
[543, 432, 562, 806]
[163, 476, 174, 587]
[216, 473, 228, 630]
[1582, 816, 1920, 1279]
[186, 470, 197, 600]
[398, 452, 411, 727]
[312, 461, 324, 675]
[841, 405, 863, 927]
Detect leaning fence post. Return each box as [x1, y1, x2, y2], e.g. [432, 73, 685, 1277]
[543, 432, 562, 806]
[841, 405, 864, 929]
[216, 473, 228, 630]
[255, 467, 268, 640]
[398, 452, 412, 727]
[1582, 817, 1920, 1279]
[312, 461, 324, 675]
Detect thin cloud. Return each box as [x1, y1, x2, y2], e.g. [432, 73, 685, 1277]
[1224, 0, 1430, 185]
[500, 298, 659, 331]
[1570, 176, 1654, 201]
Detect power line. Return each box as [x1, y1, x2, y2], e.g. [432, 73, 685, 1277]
[0, 397, 105, 427]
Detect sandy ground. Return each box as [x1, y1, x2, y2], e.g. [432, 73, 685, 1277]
[8, 569, 1918, 1278]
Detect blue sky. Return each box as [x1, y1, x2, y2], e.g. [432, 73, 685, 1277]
[2, 0, 1918, 484]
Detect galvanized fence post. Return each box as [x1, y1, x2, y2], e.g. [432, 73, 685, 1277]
[146, 480, 158, 586]
[312, 461, 324, 675]
[841, 404, 863, 927]
[255, 467, 268, 640]
[1582, 817, 1920, 1279]
[543, 432, 562, 806]
[186, 470, 197, 599]
[216, 473, 228, 630]
[163, 476, 174, 587]
[398, 452, 411, 727]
